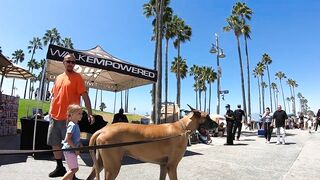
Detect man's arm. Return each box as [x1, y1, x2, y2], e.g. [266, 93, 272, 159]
[81, 92, 94, 124]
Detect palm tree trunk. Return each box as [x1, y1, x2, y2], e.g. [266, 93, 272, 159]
[208, 83, 212, 114]
[24, 48, 35, 99]
[266, 66, 273, 112]
[94, 88, 98, 110]
[236, 36, 247, 121]
[177, 42, 181, 108]
[280, 79, 286, 111]
[28, 68, 34, 99]
[155, 0, 164, 124]
[261, 77, 265, 111]
[273, 89, 277, 112]
[257, 78, 261, 114]
[204, 89, 207, 112]
[244, 36, 251, 120]
[165, 38, 169, 122]
[199, 90, 202, 111]
[11, 78, 16, 96]
[292, 87, 296, 114]
[195, 89, 198, 109]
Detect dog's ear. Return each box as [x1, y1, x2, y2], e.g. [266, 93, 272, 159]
[187, 104, 195, 111]
[193, 111, 201, 118]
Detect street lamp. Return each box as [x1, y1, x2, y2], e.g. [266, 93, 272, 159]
[209, 33, 226, 115]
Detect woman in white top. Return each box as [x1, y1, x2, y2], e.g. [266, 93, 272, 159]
[262, 107, 273, 143]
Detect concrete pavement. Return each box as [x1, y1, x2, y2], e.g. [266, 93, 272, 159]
[0, 129, 319, 180]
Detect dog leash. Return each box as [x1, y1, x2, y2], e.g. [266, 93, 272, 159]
[0, 134, 183, 156]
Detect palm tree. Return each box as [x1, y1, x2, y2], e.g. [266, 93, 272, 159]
[223, 14, 247, 121]
[261, 81, 267, 111]
[11, 49, 25, 96]
[24, 37, 42, 99]
[43, 28, 61, 46]
[275, 71, 287, 111]
[171, 56, 188, 108]
[162, 6, 174, 122]
[61, 37, 74, 49]
[27, 59, 40, 99]
[190, 65, 201, 109]
[206, 67, 217, 114]
[287, 78, 298, 114]
[261, 53, 273, 112]
[172, 16, 192, 108]
[143, 0, 170, 123]
[253, 62, 264, 114]
[43, 28, 61, 100]
[286, 97, 291, 113]
[270, 82, 278, 111]
[233, 2, 253, 120]
[297, 92, 303, 112]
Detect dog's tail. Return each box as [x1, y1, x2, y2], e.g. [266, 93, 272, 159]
[88, 129, 102, 180]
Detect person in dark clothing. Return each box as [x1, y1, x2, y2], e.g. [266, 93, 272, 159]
[112, 108, 129, 124]
[272, 105, 288, 145]
[232, 104, 245, 141]
[315, 109, 320, 131]
[299, 112, 304, 130]
[262, 107, 273, 143]
[224, 104, 234, 145]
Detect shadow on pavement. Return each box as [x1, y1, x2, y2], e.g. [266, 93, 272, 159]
[80, 150, 203, 167]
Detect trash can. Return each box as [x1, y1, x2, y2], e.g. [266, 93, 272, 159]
[141, 117, 150, 125]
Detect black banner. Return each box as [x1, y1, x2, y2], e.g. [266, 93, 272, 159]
[46, 44, 157, 82]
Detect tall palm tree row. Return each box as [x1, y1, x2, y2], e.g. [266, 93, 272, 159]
[223, 13, 247, 122]
[253, 62, 265, 114]
[60, 37, 74, 49]
[287, 78, 298, 114]
[205, 67, 217, 114]
[232, 1, 253, 121]
[189, 65, 201, 109]
[261, 53, 273, 112]
[27, 58, 40, 99]
[275, 71, 287, 111]
[24, 37, 42, 99]
[11, 49, 25, 96]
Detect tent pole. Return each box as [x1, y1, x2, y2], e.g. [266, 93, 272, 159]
[0, 67, 7, 91]
[32, 59, 47, 154]
[113, 92, 117, 114]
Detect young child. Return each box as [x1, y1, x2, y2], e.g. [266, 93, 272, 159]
[306, 116, 313, 133]
[61, 104, 83, 180]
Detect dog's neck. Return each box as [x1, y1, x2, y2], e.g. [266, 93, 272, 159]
[178, 115, 198, 134]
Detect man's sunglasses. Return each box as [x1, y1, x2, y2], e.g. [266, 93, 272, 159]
[65, 61, 76, 64]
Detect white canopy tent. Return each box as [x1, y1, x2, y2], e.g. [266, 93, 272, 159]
[45, 44, 157, 92]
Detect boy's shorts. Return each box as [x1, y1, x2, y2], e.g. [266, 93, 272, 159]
[47, 118, 67, 146]
[63, 152, 78, 170]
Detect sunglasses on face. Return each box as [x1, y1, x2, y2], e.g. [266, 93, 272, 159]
[65, 60, 76, 64]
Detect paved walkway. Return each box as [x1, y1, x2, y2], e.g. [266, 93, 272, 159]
[0, 129, 319, 180]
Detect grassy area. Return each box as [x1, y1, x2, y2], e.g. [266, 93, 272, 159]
[17, 99, 143, 128]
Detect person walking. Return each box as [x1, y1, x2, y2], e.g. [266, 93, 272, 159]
[272, 105, 288, 145]
[224, 104, 235, 145]
[62, 104, 83, 180]
[232, 104, 245, 141]
[315, 109, 320, 132]
[47, 54, 94, 178]
[262, 107, 273, 143]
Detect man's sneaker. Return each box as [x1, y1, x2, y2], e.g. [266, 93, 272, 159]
[282, 141, 286, 145]
[267, 141, 270, 144]
[276, 142, 280, 145]
[49, 166, 66, 177]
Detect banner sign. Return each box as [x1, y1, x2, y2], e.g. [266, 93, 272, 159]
[46, 44, 157, 82]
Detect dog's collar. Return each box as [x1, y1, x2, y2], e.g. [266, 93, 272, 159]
[179, 120, 192, 135]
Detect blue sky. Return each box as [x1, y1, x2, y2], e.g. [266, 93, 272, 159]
[0, 0, 319, 115]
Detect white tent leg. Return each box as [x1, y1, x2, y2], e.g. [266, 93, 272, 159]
[113, 92, 117, 114]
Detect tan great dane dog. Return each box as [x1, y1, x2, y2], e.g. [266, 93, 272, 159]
[86, 105, 212, 180]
